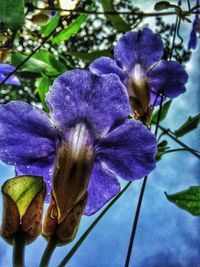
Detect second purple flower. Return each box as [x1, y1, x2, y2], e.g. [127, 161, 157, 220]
[90, 28, 188, 121]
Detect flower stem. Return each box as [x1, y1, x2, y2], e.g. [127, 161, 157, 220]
[39, 236, 57, 267]
[159, 148, 200, 156]
[124, 176, 147, 267]
[57, 182, 132, 267]
[13, 231, 25, 267]
[158, 125, 200, 160]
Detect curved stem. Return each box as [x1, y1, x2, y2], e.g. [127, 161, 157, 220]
[57, 182, 131, 267]
[39, 236, 57, 267]
[160, 148, 200, 155]
[158, 125, 200, 159]
[13, 232, 25, 267]
[124, 176, 147, 267]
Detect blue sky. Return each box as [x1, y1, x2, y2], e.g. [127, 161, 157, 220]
[0, 2, 200, 267]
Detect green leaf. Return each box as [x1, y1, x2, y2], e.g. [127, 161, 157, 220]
[12, 51, 50, 73]
[66, 50, 112, 62]
[165, 186, 200, 216]
[12, 51, 66, 76]
[52, 3, 94, 45]
[36, 76, 52, 112]
[152, 100, 172, 122]
[2, 175, 43, 219]
[40, 13, 61, 36]
[33, 50, 67, 75]
[0, 0, 24, 32]
[99, 0, 131, 32]
[174, 114, 200, 138]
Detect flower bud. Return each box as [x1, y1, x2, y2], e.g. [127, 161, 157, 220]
[154, 1, 171, 11]
[31, 12, 50, 26]
[1, 175, 46, 244]
[43, 192, 88, 245]
[0, 34, 8, 42]
[0, 50, 10, 63]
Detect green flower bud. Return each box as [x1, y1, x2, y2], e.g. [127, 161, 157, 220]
[31, 12, 51, 26]
[0, 34, 8, 42]
[154, 1, 171, 11]
[1, 175, 46, 244]
[0, 50, 11, 63]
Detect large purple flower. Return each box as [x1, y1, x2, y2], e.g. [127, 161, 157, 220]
[0, 70, 156, 216]
[188, 0, 200, 50]
[0, 63, 21, 86]
[90, 28, 188, 120]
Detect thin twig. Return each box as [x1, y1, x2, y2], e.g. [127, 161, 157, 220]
[30, 5, 200, 16]
[158, 125, 200, 160]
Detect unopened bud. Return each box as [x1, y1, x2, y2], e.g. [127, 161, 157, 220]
[1, 175, 46, 244]
[43, 192, 88, 245]
[0, 34, 8, 42]
[31, 12, 50, 26]
[0, 50, 10, 63]
[154, 1, 171, 11]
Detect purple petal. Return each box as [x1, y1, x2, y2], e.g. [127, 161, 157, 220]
[0, 101, 58, 166]
[188, 0, 199, 50]
[188, 18, 199, 50]
[1, 74, 21, 86]
[0, 63, 15, 74]
[84, 160, 120, 216]
[148, 60, 188, 98]
[15, 156, 55, 202]
[114, 28, 164, 73]
[96, 120, 157, 181]
[46, 70, 130, 138]
[0, 63, 21, 86]
[89, 57, 127, 83]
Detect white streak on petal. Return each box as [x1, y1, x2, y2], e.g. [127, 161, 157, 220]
[69, 123, 92, 160]
[131, 64, 144, 86]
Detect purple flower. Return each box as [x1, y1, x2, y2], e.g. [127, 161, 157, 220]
[188, 0, 200, 50]
[0, 63, 21, 86]
[0, 70, 156, 215]
[90, 28, 188, 120]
